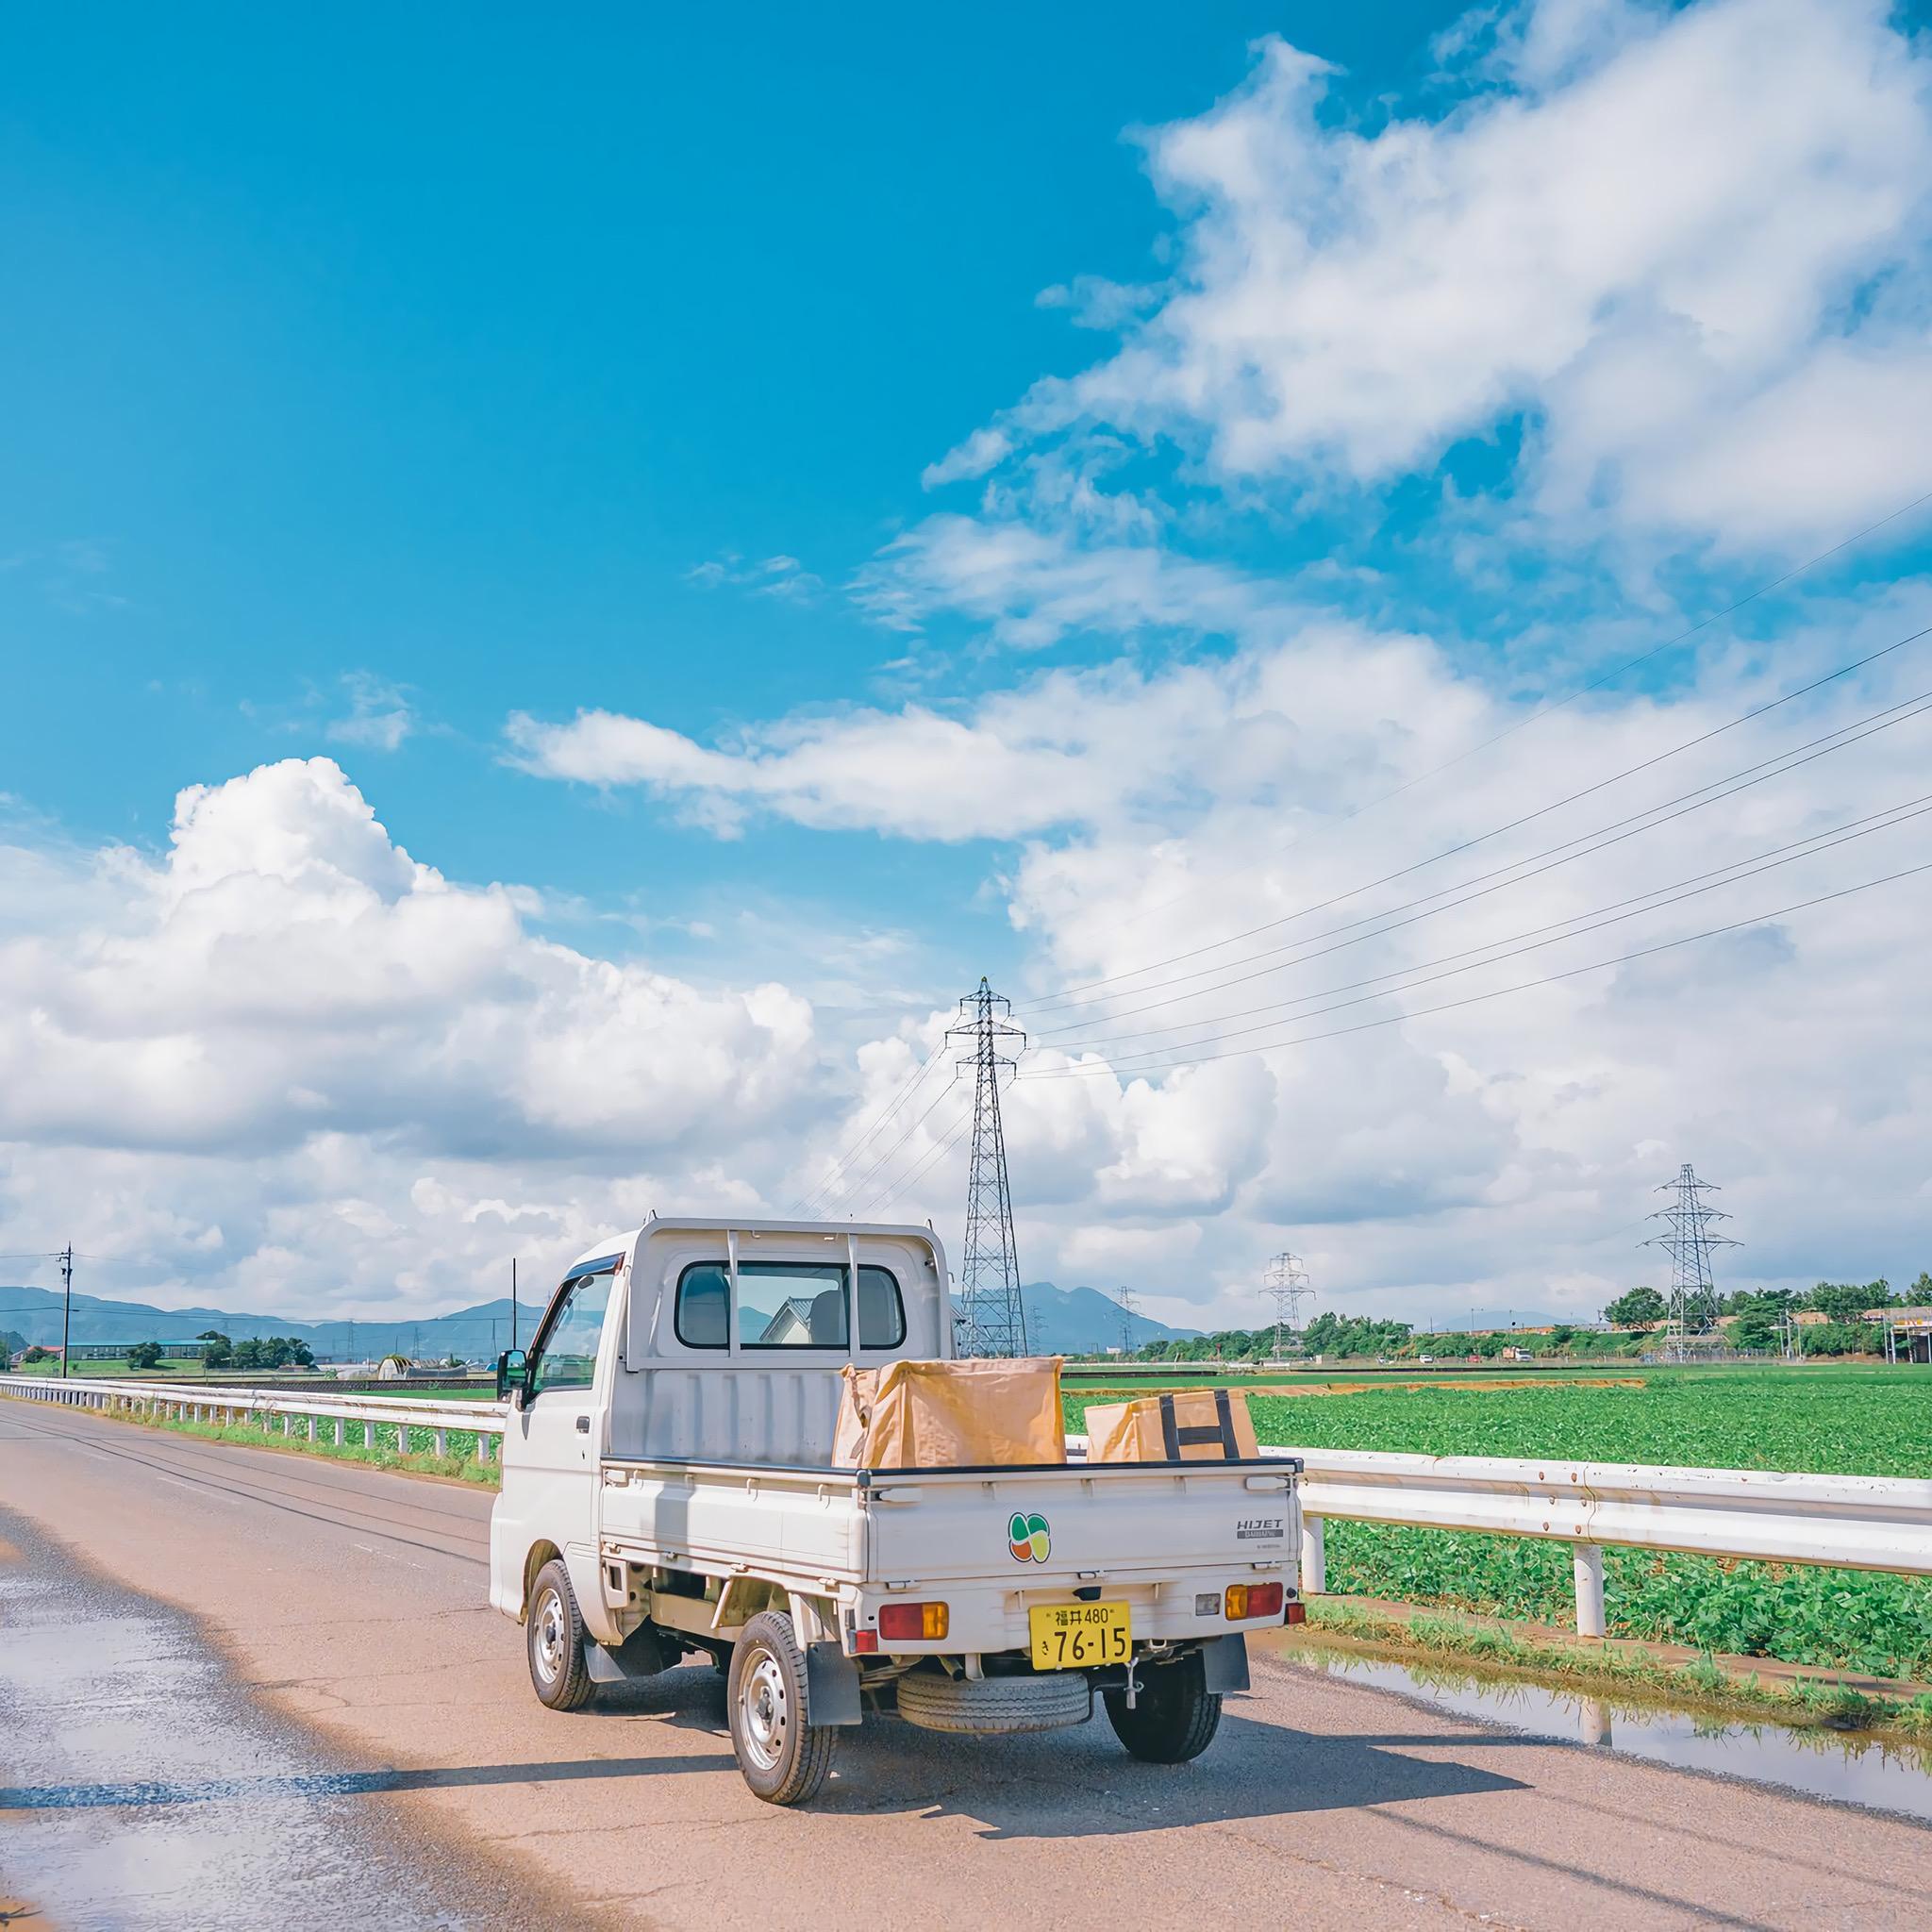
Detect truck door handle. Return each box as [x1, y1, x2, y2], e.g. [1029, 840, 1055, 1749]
[575, 1415, 591, 1434]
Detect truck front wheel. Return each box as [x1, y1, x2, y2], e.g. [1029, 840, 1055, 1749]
[727, 1610, 837, 1806]
[1104, 1651, 1222, 1763]
[526, 1558, 594, 1712]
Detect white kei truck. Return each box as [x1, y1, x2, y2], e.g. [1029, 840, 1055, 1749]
[489, 1215, 1304, 1805]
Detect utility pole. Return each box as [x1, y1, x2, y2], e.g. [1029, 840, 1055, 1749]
[1264, 1252, 1311, 1357]
[59, 1244, 73, 1379]
[946, 978, 1028, 1358]
[1641, 1162, 1740, 1361]
[511, 1257, 519, 1354]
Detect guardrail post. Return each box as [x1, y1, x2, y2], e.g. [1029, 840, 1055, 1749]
[333, 1418, 344, 1445]
[1574, 1544, 1607, 1638]
[307, 1416, 317, 1441]
[433, 1428, 448, 1457]
[1301, 1515, 1326, 1595]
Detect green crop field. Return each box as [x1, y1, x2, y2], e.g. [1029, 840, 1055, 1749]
[7, 1357, 207, 1377]
[1067, 1365, 1932, 1678]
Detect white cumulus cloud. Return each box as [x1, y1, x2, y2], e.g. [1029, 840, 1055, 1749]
[948, 0, 1932, 550]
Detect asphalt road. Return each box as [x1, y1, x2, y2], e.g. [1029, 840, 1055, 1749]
[4, 1400, 1929, 1931]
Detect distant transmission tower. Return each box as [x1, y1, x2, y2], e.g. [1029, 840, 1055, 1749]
[947, 978, 1029, 1358]
[1641, 1163, 1740, 1360]
[1114, 1285, 1139, 1356]
[1264, 1252, 1312, 1357]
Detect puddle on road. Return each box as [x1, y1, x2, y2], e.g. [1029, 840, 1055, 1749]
[0, 1510, 518, 1932]
[1282, 1642, 1932, 1825]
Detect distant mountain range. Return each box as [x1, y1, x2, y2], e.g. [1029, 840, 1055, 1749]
[0, 1275, 1197, 1361]
[0, 1286, 541, 1361]
[1006, 1282, 1200, 1355]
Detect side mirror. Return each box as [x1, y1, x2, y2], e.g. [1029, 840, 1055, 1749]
[496, 1349, 529, 1406]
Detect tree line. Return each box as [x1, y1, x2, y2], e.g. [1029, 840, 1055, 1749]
[1117, 1272, 1929, 1364]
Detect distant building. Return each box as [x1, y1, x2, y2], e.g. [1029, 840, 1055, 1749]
[1874, 1308, 1932, 1364]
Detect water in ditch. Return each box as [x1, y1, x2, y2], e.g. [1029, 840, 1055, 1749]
[1277, 1641, 1932, 1825]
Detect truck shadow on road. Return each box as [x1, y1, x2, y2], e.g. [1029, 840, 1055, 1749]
[0, 1667, 1524, 1835]
[580, 1665, 1528, 1839]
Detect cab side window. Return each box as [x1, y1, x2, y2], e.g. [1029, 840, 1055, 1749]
[528, 1265, 617, 1398]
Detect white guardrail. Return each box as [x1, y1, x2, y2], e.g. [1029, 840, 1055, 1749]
[8, 1378, 1931, 1639]
[0, 1373, 508, 1461]
[1069, 1433, 1932, 1636]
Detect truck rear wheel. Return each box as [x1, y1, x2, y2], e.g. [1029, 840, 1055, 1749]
[526, 1558, 594, 1713]
[727, 1610, 837, 1806]
[1104, 1651, 1222, 1763]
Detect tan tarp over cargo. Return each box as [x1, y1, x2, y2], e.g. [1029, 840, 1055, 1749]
[1084, 1387, 1260, 1463]
[834, 1357, 1067, 1469]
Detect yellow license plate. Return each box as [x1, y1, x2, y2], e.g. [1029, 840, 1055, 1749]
[1028, 1601, 1131, 1670]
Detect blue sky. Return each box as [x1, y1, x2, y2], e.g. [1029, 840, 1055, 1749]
[4, 0, 1931, 1324]
[4, 2, 1454, 974]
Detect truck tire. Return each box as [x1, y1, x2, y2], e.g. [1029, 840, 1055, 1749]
[1103, 1651, 1222, 1763]
[727, 1610, 837, 1806]
[526, 1559, 595, 1713]
[897, 1668, 1092, 1735]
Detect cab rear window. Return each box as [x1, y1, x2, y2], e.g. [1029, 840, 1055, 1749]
[675, 1260, 905, 1351]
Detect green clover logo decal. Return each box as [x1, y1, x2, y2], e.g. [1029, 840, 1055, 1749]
[1008, 1510, 1051, 1563]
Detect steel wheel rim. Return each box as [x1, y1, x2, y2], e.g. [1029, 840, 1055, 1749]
[740, 1650, 788, 1771]
[534, 1586, 567, 1684]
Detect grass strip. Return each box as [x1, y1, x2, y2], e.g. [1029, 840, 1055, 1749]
[1298, 1597, 1932, 1741]
[99, 1396, 502, 1487]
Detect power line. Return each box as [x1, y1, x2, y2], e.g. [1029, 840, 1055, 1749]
[793, 1041, 949, 1214]
[1022, 620, 1932, 1012]
[850, 1102, 976, 1220]
[1032, 689, 1932, 1036]
[1058, 487, 1932, 953]
[1040, 794, 1932, 1058]
[1016, 858, 1932, 1082]
[846, 1084, 974, 1215]
[807, 1076, 962, 1215]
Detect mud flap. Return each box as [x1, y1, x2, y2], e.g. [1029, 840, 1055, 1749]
[586, 1622, 674, 1684]
[1199, 1633, 1250, 1693]
[805, 1641, 864, 1725]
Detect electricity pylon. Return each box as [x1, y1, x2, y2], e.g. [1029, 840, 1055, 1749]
[1641, 1163, 1740, 1361]
[1264, 1252, 1311, 1356]
[946, 978, 1028, 1358]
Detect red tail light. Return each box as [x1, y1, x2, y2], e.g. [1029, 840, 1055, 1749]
[1226, 1581, 1285, 1620]
[877, 1601, 949, 1641]
[1284, 1600, 1307, 1624]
